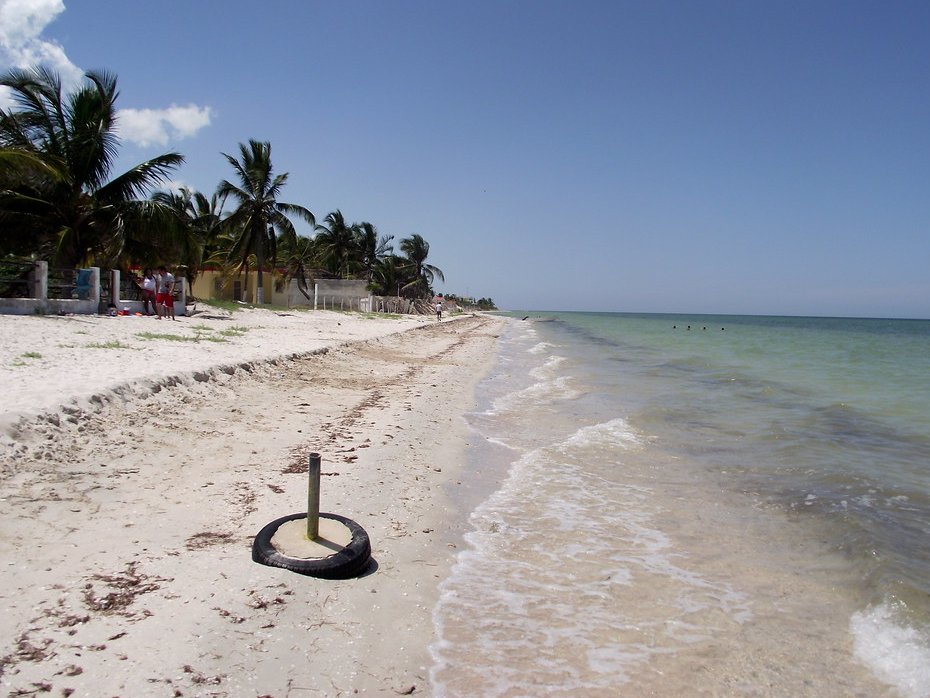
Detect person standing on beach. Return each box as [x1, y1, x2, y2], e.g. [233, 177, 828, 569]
[141, 268, 157, 315]
[436, 301, 443, 321]
[156, 265, 176, 320]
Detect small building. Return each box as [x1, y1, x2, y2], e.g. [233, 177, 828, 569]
[187, 267, 291, 307]
[188, 268, 375, 311]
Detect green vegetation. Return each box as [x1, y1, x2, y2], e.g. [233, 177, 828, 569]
[219, 327, 248, 337]
[442, 294, 498, 311]
[181, 323, 247, 338]
[199, 299, 245, 313]
[12, 350, 43, 365]
[0, 67, 183, 268]
[84, 340, 136, 349]
[357, 311, 403, 320]
[217, 139, 314, 305]
[1, 65, 462, 306]
[199, 298, 306, 314]
[135, 332, 227, 343]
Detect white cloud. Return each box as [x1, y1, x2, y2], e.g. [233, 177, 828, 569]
[0, 0, 83, 90]
[115, 104, 213, 147]
[157, 180, 190, 194]
[0, 0, 63, 45]
[1, 0, 213, 147]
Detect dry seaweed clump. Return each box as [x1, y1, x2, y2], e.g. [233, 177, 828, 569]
[81, 562, 168, 615]
[185, 531, 235, 550]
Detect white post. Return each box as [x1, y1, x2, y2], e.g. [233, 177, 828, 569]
[32, 261, 48, 300]
[89, 267, 100, 303]
[314, 283, 318, 310]
[178, 277, 187, 315]
[110, 269, 121, 306]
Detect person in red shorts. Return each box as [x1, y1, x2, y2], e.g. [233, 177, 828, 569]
[156, 265, 176, 320]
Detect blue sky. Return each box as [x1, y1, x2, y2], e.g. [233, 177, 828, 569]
[2, 1, 928, 318]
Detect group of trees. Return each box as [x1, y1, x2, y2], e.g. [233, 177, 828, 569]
[442, 293, 497, 311]
[0, 67, 445, 302]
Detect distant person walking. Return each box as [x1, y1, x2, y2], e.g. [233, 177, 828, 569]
[156, 266, 176, 320]
[140, 268, 157, 315]
[436, 301, 443, 321]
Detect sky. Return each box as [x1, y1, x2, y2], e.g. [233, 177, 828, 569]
[1, 0, 928, 318]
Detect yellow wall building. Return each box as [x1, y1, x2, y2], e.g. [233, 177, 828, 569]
[188, 268, 290, 306]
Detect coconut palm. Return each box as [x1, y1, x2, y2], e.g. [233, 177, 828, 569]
[278, 234, 318, 301]
[0, 66, 184, 267]
[355, 221, 393, 281]
[368, 254, 408, 298]
[0, 148, 63, 256]
[150, 186, 227, 286]
[399, 233, 444, 298]
[217, 139, 314, 304]
[314, 210, 360, 278]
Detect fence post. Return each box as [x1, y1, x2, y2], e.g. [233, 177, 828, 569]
[307, 452, 321, 540]
[178, 277, 187, 315]
[89, 267, 100, 303]
[110, 269, 121, 306]
[32, 261, 48, 300]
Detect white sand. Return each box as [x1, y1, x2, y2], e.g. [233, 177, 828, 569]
[0, 307, 507, 697]
[0, 307, 426, 428]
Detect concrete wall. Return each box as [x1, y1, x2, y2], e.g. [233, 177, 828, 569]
[0, 297, 101, 315]
[371, 296, 418, 314]
[288, 278, 373, 311]
[0, 264, 102, 315]
[0, 265, 189, 316]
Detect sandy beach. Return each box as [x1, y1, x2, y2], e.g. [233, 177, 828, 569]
[0, 308, 507, 697]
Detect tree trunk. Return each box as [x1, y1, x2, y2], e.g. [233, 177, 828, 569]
[256, 231, 265, 305]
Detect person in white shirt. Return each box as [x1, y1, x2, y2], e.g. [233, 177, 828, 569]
[156, 265, 176, 320]
[141, 268, 157, 315]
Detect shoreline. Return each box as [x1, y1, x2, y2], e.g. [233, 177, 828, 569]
[0, 309, 508, 696]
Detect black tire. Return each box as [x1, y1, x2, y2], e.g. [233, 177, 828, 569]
[252, 512, 372, 579]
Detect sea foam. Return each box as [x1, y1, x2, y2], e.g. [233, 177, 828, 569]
[851, 602, 930, 698]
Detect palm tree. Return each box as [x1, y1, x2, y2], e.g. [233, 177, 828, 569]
[217, 140, 314, 304]
[368, 254, 408, 298]
[355, 221, 393, 281]
[314, 210, 359, 278]
[150, 186, 227, 287]
[0, 148, 63, 257]
[278, 234, 318, 301]
[399, 233, 444, 298]
[0, 66, 184, 267]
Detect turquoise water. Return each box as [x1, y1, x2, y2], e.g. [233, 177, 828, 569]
[431, 312, 930, 697]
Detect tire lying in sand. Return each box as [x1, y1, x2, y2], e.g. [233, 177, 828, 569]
[252, 512, 372, 579]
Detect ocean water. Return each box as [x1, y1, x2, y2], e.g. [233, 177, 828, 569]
[430, 312, 930, 698]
